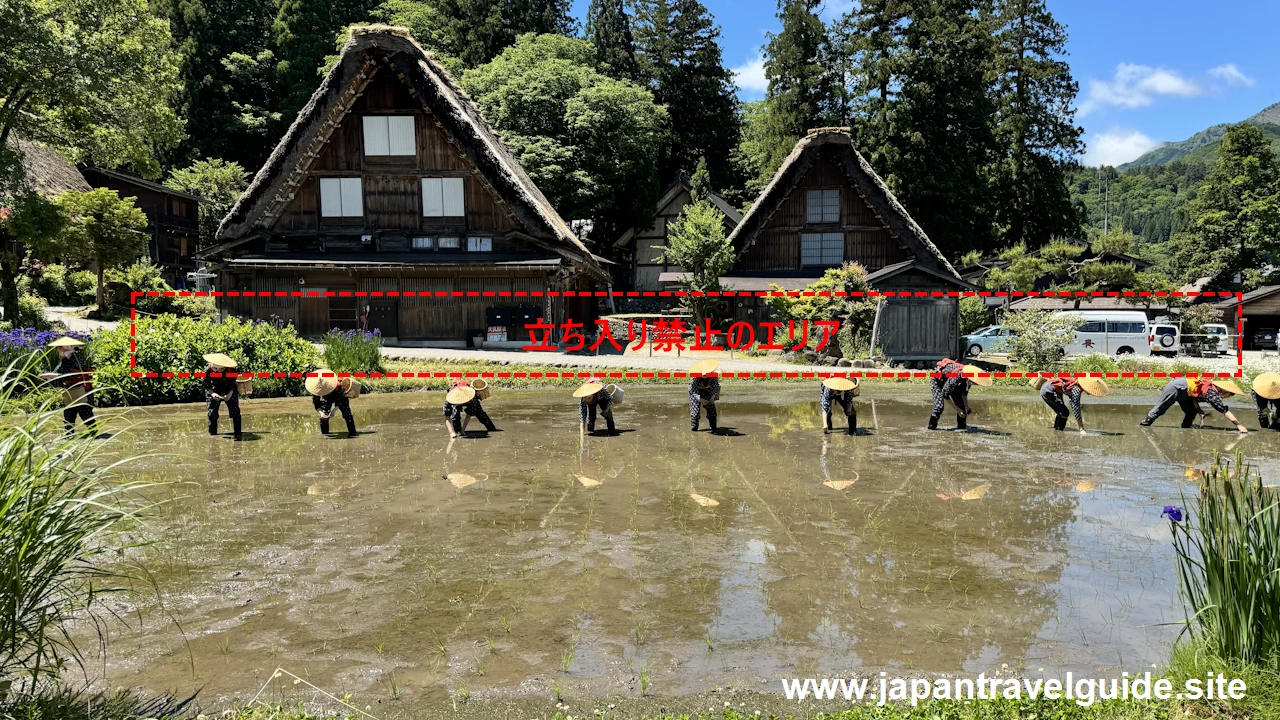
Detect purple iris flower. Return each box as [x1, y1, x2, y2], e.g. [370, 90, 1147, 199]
[1161, 506, 1184, 523]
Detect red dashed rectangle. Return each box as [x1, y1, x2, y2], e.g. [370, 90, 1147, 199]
[128, 290, 1245, 381]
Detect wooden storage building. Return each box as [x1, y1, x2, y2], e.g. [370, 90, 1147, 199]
[81, 167, 200, 288]
[202, 27, 608, 342]
[665, 128, 969, 363]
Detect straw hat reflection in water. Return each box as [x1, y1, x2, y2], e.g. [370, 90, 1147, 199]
[1253, 372, 1280, 400]
[448, 472, 487, 489]
[446, 385, 476, 404]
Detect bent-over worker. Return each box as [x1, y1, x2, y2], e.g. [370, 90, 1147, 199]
[928, 360, 991, 430]
[1037, 376, 1108, 435]
[575, 380, 617, 435]
[1140, 377, 1248, 433]
[820, 377, 858, 435]
[306, 370, 358, 437]
[443, 381, 497, 438]
[688, 359, 721, 432]
[47, 336, 96, 433]
[1251, 372, 1280, 430]
[203, 352, 243, 440]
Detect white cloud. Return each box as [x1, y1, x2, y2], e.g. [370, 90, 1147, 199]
[1209, 63, 1255, 87]
[1084, 130, 1162, 167]
[732, 50, 768, 95]
[1078, 64, 1201, 116]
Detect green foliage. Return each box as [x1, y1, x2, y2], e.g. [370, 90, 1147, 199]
[273, 0, 382, 118]
[0, 190, 70, 327]
[765, 262, 877, 328]
[0, 359, 153, 682]
[163, 159, 251, 248]
[1066, 352, 1119, 376]
[1069, 162, 1206, 248]
[654, 199, 734, 323]
[1169, 123, 1280, 290]
[54, 189, 149, 309]
[730, 99, 791, 203]
[958, 295, 989, 334]
[1170, 450, 1280, 669]
[388, 0, 575, 69]
[321, 328, 385, 373]
[89, 316, 319, 406]
[462, 34, 666, 242]
[10, 295, 51, 331]
[633, 0, 740, 190]
[763, 0, 835, 140]
[585, 0, 641, 81]
[689, 157, 711, 202]
[1000, 308, 1078, 370]
[31, 264, 95, 306]
[1178, 303, 1224, 350]
[105, 261, 216, 318]
[1090, 228, 1137, 255]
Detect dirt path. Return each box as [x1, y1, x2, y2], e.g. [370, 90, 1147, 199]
[377, 345, 852, 374]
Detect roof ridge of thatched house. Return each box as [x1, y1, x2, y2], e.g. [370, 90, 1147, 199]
[728, 128, 958, 279]
[210, 26, 600, 275]
[6, 137, 92, 198]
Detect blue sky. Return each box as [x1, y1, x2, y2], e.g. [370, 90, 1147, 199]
[570, 0, 1280, 166]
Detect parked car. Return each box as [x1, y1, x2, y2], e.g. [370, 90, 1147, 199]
[1150, 324, 1180, 357]
[962, 325, 1013, 356]
[1054, 311, 1153, 357]
[1253, 328, 1278, 350]
[1201, 323, 1231, 355]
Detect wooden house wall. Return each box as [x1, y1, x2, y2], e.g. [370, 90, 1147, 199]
[270, 69, 522, 243]
[736, 151, 910, 272]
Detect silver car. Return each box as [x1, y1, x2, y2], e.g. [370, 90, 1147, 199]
[962, 325, 1013, 357]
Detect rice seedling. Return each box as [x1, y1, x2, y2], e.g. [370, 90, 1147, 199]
[560, 648, 574, 673]
[218, 638, 232, 655]
[1169, 450, 1280, 668]
[638, 659, 652, 695]
[387, 671, 401, 700]
[0, 358, 158, 683]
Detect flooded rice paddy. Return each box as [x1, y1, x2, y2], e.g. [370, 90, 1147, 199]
[87, 386, 1280, 705]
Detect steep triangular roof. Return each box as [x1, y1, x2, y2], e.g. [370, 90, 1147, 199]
[613, 171, 742, 248]
[8, 138, 91, 198]
[210, 27, 603, 277]
[728, 128, 958, 278]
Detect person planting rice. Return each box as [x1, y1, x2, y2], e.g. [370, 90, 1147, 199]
[1034, 376, 1108, 435]
[927, 359, 991, 430]
[43, 336, 95, 433]
[819, 377, 858, 434]
[1251, 372, 1280, 430]
[443, 380, 497, 438]
[688, 359, 721, 432]
[306, 370, 358, 437]
[203, 352, 243, 441]
[575, 380, 617, 436]
[1140, 377, 1248, 433]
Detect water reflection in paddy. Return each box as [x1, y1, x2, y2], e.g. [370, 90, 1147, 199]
[92, 386, 1276, 703]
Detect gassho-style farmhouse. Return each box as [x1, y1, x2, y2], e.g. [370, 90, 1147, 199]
[201, 26, 968, 359]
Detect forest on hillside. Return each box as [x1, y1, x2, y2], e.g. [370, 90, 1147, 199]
[2, 0, 1279, 303]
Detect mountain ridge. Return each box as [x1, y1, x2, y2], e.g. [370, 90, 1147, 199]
[1118, 100, 1280, 169]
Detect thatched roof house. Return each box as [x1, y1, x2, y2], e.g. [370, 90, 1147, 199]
[9, 138, 91, 197]
[202, 26, 607, 342]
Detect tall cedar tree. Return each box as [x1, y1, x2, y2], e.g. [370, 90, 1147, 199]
[423, 0, 576, 68]
[1170, 124, 1280, 290]
[833, 0, 906, 169]
[273, 0, 385, 118]
[991, 0, 1083, 247]
[634, 0, 741, 189]
[763, 0, 834, 138]
[887, 0, 1001, 257]
[585, 0, 642, 81]
[162, 0, 278, 167]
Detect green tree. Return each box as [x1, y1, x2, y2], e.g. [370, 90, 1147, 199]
[634, 0, 740, 189]
[689, 156, 711, 202]
[165, 159, 252, 248]
[1170, 123, 1280, 290]
[272, 0, 337, 118]
[959, 295, 989, 334]
[886, 0, 1000, 257]
[1090, 228, 1137, 256]
[0, 0, 181, 321]
[764, 262, 879, 356]
[55, 189, 149, 310]
[989, 0, 1083, 248]
[585, 0, 641, 81]
[654, 199, 734, 324]
[402, 0, 576, 69]
[762, 0, 834, 142]
[730, 98, 790, 202]
[832, 0, 906, 168]
[1001, 308, 1078, 370]
[160, 0, 279, 167]
[461, 34, 666, 243]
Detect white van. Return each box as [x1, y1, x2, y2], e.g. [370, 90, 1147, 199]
[1202, 323, 1231, 355]
[1053, 311, 1152, 357]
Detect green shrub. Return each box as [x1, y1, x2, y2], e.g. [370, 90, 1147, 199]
[105, 261, 214, 318]
[7, 295, 52, 331]
[1067, 353, 1120, 375]
[1169, 450, 1280, 669]
[89, 316, 320, 405]
[321, 328, 384, 373]
[31, 264, 96, 306]
[1000, 309, 1080, 371]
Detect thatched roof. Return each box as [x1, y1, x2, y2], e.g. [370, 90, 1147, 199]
[10, 138, 90, 197]
[728, 128, 958, 278]
[210, 27, 604, 278]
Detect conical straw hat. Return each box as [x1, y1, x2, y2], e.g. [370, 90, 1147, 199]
[46, 336, 84, 348]
[305, 371, 339, 396]
[1253, 372, 1280, 400]
[962, 365, 993, 386]
[573, 380, 604, 398]
[1077, 377, 1109, 397]
[688, 359, 719, 376]
[446, 385, 476, 404]
[1212, 379, 1244, 396]
[822, 377, 857, 392]
[203, 352, 237, 368]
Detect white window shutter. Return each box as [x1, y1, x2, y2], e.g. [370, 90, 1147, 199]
[388, 116, 416, 156]
[320, 178, 342, 217]
[362, 116, 390, 156]
[340, 178, 363, 217]
[442, 177, 465, 216]
[422, 178, 444, 216]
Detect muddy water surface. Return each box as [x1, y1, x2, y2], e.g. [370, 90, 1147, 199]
[91, 386, 1280, 705]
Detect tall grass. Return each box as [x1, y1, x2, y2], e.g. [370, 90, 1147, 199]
[1169, 450, 1280, 669]
[321, 328, 384, 374]
[0, 357, 154, 686]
